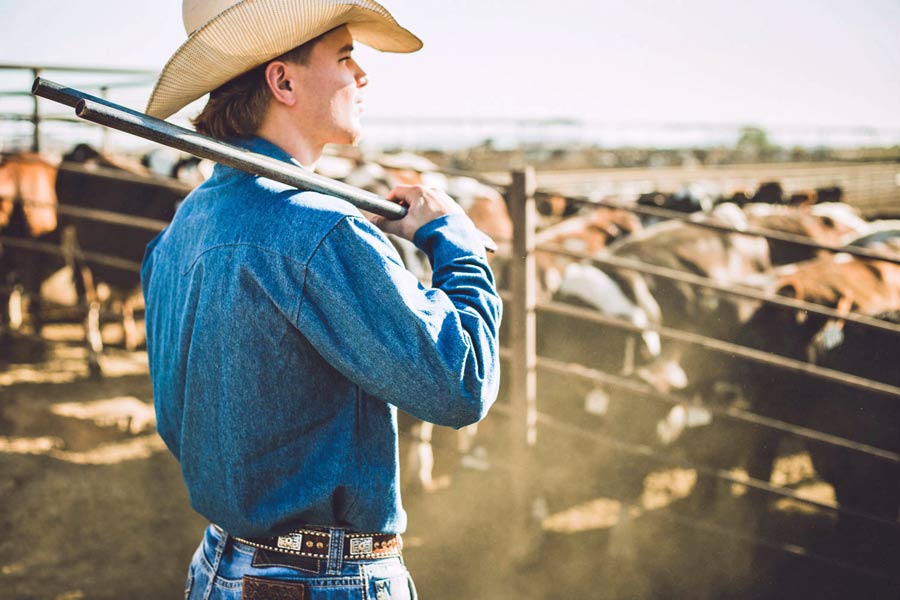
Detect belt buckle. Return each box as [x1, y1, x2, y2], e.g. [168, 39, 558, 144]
[348, 536, 374, 556]
[276, 533, 304, 552]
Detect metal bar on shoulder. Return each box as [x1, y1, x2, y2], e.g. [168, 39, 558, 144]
[31, 78, 497, 253]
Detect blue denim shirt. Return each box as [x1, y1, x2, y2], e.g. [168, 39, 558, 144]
[141, 137, 501, 538]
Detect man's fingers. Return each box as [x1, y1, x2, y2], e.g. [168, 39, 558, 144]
[387, 185, 417, 206]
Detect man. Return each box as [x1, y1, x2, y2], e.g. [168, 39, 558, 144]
[141, 1, 502, 598]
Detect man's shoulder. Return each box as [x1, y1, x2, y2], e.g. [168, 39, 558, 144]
[248, 177, 363, 228]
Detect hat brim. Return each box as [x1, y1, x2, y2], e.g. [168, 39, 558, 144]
[146, 0, 422, 119]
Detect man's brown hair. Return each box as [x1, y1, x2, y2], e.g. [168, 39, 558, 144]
[192, 37, 322, 140]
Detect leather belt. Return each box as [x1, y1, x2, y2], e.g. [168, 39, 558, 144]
[217, 525, 403, 561]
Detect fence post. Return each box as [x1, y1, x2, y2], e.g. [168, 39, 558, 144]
[507, 167, 538, 555]
[100, 86, 111, 152]
[31, 67, 42, 152]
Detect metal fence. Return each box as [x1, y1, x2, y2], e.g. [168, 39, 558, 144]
[3, 73, 899, 587]
[485, 162, 900, 218]
[499, 166, 900, 585]
[0, 64, 156, 153]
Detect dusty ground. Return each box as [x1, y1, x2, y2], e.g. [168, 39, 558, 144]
[1, 326, 898, 599]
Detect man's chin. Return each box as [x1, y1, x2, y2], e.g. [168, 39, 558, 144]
[331, 125, 363, 147]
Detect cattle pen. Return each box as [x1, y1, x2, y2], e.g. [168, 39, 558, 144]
[3, 66, 900, 599]
[491, 166, 900, 598]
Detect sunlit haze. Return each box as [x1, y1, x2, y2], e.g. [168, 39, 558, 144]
[2, 0, 899, 149]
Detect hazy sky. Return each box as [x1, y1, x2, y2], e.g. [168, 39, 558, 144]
[2, 0, 899, 128]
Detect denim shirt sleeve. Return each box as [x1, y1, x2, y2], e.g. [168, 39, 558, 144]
[295, 213, 501, 428]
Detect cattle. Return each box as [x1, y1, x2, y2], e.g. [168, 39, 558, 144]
[550, 207, 875, 526]
[741, 202, 868, 266]
[752, 181, 784, 204]
[534, 261, 686, 556]
[846, 221, 900, 258]
[55, 144, 190, 375]
[634, 185, 717, 229]
[143, 147, 214, 187]
[533, 206, 641, 297]
[802, 310, 900, 567]
[715, 189, 752, 208]
[604, 216, 771, 342]
[814, 185, 843, 205]
[696, 254, 900, 532]
[0, 153, 62, 345]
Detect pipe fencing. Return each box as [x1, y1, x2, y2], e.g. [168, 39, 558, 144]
[2, 97, 899, 583]
[500, 167, 900, 583]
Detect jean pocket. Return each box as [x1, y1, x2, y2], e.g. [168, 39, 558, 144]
[407, 573, 418, 600]
[371, 575, 413, 600]
[184, 564, 195, 600]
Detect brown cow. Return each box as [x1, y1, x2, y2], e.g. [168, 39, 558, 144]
[0, 153, 58, 236]
[0, 153, 61, 341]
[743, 202, 868, 265]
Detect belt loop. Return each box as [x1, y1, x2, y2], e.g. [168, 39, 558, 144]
[326, 527, 345, 575]
[203, 525, 231, 600]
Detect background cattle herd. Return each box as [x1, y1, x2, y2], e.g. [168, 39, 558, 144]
[1, 141, 899, 597]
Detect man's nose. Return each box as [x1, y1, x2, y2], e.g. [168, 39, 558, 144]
[356, 65, 368, 88]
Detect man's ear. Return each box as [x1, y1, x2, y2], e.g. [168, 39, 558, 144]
[265, 61, 297, 107]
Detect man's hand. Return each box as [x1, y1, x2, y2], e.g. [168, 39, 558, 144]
[370, 185, 464, 242]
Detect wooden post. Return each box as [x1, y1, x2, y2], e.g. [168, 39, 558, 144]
[507, 167, 538, 557]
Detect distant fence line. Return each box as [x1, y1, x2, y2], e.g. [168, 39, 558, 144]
[484, 162, 900, 217]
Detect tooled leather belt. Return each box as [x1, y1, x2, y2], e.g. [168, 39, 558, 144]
[217, 525, 403, 560]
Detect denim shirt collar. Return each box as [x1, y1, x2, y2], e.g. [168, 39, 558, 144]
[219, 136, 310, 176]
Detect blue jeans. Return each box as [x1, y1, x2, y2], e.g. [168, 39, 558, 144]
[185, 525, 418, 600]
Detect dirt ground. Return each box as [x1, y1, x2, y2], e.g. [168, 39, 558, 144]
[1, 326, 898, 599]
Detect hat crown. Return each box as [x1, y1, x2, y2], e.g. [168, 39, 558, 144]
[183, 0, 242, 35]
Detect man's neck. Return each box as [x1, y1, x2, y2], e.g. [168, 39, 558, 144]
[256, 115, 323, 170]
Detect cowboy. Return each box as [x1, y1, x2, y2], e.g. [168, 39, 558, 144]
[141, 1, 502, 598]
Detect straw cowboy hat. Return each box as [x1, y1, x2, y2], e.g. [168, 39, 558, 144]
[146, 0, 422, 119]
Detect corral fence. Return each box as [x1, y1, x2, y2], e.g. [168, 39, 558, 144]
[493, 166, 900, 588]
[3, 65, 900, 590]
[489, 161, 900, 218]
[0, 64, 156, 153]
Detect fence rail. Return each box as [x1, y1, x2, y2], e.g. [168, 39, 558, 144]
[0, 64, 156, 152]
[537, 192, 900, 266]
[2, 125, 899, 587]
[489, 162, 900, 217]
[535, 245, 900, 335]
[501, 166, 900, 585]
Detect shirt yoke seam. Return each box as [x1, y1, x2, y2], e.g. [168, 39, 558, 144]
[294, 215, 355, 324]
[181, 242, 312, 277]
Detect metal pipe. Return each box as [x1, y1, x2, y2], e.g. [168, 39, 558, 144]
[533, 407, 900, 530]
[31, 77, 114, 110]
[31, 67, 42, 152]
[32, 78, 498, 251]
[536, 299, 900, 398]
[532, 353, 900, 464]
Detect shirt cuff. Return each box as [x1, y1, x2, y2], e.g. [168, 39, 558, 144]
[413, 214, 488, 265]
